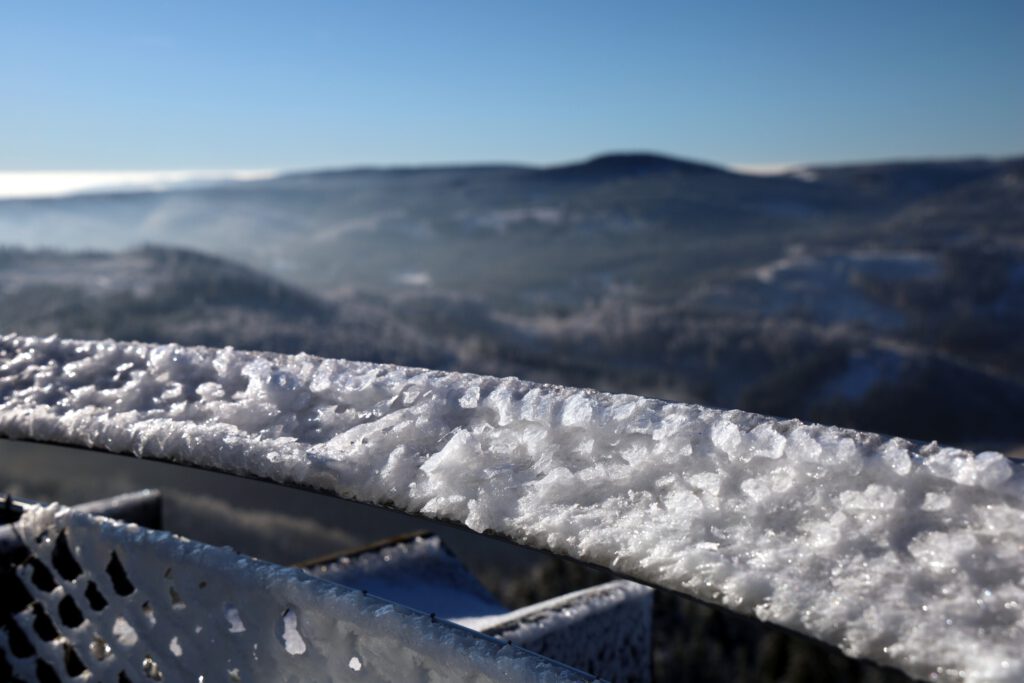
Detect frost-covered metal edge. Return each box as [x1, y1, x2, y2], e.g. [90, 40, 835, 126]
[1, 503, 592, 682]
[460, 581, 654, 683]
[304, 533, 654, 681]
[1, 334, 1022, 682]
[0, 489, 162, 557]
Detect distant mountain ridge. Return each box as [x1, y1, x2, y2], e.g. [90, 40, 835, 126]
[0, 152, 1017, 305]
[0, 152, 1013, 269]
[270, 151, 1021, 183]
[537, 153, 728, 181]
[0, 152, 1021, 450]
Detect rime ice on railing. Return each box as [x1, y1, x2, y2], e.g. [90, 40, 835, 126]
[1, 334, 1023, 682]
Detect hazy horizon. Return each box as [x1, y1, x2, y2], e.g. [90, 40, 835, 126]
[3, 148, 1023, 200]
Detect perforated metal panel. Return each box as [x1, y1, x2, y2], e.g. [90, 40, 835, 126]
[0, 505, 592, 682]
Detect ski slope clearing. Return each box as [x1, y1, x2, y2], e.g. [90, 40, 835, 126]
[1, 334, 1022, 681]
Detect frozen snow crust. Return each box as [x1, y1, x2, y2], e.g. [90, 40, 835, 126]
[1, 334, 1022, 682]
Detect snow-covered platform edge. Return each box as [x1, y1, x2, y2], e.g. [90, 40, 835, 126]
[1, 334, 1022, 682]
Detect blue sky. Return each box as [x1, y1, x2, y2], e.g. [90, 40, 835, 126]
[2, 1, 1022, 170]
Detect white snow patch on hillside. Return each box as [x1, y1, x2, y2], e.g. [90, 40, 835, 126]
[1, 334, 1023, 681]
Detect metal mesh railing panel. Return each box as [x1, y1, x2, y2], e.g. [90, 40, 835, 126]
[0, 505, 590, 683]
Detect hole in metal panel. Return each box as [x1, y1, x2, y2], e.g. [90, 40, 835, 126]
[36, 659, 60, 683]
[32, 603, 59, 641]
[0, 645, 11, 681]
[224, 603, 246, 633]
[113, 616, 139, 647]
[51, 531, 83, 581]
[0, 573, 33, 613]
[141, 601, 157, 626]
[64, 643, 87, 677]
[85, 581, 108, 611]
[106, 552, 135, 596]
[278, 608, 306, 655]
[4, 618, 35, 658]
[168, 586, 186, 610]
[27, 558, 57, 592]
[58, 594, 85, 628]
